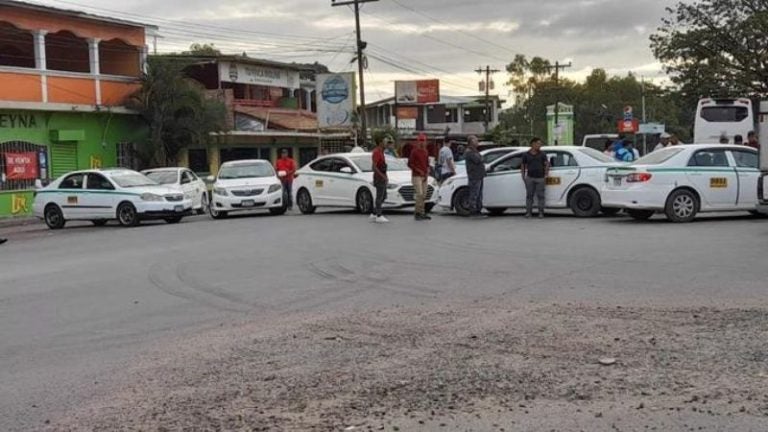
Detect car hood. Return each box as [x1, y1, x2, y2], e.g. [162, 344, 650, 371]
[215, 178, 278, 188]
[387, 170, 422, 185]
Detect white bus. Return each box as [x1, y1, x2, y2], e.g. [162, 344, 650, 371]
[694, 98, 754, 144]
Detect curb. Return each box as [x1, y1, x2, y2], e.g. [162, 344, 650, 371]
[0, 216, 40, 229]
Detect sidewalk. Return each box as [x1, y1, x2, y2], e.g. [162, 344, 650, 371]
[0, 216, 42, 236]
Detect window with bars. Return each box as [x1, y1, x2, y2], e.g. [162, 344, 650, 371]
[116, 142, 139, 170]
[0, 141, 48, 191]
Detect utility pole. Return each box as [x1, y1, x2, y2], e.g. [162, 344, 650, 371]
[475, 66, 500, 133]
[332, 0, 378, 147]
[641, 76, 647, 155]
[547, 61, 572, 145]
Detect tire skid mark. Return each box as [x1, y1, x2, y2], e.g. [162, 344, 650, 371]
[147, 262, 249, 314]
[176, 262, 268, 312]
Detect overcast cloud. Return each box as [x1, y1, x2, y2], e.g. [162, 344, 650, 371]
[32, 0, 678, 103]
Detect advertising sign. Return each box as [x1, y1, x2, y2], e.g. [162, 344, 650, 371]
[395, 80, 440, 104]
[316, 73, 356, 129]
[219, 61, 300, 89]
[4, 152, 38, 180]
[396, 106, 419, 120]
[617, 119, 640, 134]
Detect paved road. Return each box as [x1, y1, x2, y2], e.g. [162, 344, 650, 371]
[1, 210, 767, 431]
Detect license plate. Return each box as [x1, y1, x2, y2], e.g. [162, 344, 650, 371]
[242, 200, 255, 207]
[174, 205, 184, 212]
[613, 177, 622, 186]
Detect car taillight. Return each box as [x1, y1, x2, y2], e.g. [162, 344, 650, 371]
[626, 173, 652, 183]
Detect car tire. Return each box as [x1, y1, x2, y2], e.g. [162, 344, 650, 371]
[601, 207, 621, 217]
[117, 202, 140, 227]
[270, 206, 288, 216]
[487, 207, 507, 216]
[44, 204, 66, 230]
[665, 189, 699, 223]
[627, 209, 655, 221]
[91, 220, 108, 227]
[569, 187, 601, 217]
[164, 216, 183, 224]
[453, 187, 471, 216]
[297, 188, 316, 215]
[210, 206, 228, 220]
[197, 193, 209, 215]
[356, 188, 374, 214]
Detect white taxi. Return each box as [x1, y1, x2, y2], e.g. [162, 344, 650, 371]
[293, 153, 438, 214]
[142, 167, 209, 214]
[438, 146, 623, 217]
[208, 160, 286, 219]
[602, 144, 761, 222]
[33, 169, 193, 229]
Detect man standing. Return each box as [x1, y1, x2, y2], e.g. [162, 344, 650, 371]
[370, 136, 389, 223]
[522, 137, 549, 219]
[654, 133, 671, 152]
[746, 131, 760, 150]
[275, 149, 297, 210]
[437, 141, 456, 182]
[464, 136, 486, 218]
[408, 138, 431, 221]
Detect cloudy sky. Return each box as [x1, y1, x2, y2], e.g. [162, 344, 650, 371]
[33, 0, 677, 103]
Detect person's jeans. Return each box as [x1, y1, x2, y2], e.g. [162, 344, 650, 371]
[525, 177, 546, 215]
[468, 178, 484, 215]
[413, 175, 428, 215]
[282, 181, 293, 208]
[374, 181, 387, 217]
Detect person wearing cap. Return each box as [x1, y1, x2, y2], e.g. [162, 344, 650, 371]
[654, 133, 671, 152]
[275, 149, 297, 210]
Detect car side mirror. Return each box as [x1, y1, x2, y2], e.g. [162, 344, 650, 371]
[206, 175, 215, 182]
[34, 179, 43, 189]
[340, 167, 354, 174]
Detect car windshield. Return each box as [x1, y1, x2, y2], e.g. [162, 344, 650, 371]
[143, 171, 178, 185]
[109, 171, 158, 188]
[482, 150, 512, 164]
[578, 147, 616, 163]
[634, 147, 686, 165]
[351, 156, 410, 172]
[218, 163, 274, 179]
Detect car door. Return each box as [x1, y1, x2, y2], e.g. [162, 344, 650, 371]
[57, 173, 86, 219]
[544, 150, 581, 206]
[84, 173, 117, 218]
[307, 158, 334, 206]
[730, 149, 760, 208]
[328, 157, 358, 206]
[686, 149, 738, 209]
[181, 170, 202, 205]
[484, 153, 525, 208]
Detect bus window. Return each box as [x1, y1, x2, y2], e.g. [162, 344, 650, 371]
[694, 98, 754, 144]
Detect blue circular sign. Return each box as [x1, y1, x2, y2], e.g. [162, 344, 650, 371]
[322, 75, 349, 105]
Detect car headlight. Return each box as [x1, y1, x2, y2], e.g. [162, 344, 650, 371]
[268, 184, 282, 194]
[387, 183, 400, 190]
[213, 187, 228, 196]
[140, 193, 164, 202]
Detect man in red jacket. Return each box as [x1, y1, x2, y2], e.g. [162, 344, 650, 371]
[408, 139, 431, 221]
[275, 149, 296, 210]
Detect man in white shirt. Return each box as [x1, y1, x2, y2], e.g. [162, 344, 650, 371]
[653, 133, 671, 152]
[437, 141, 456, 182]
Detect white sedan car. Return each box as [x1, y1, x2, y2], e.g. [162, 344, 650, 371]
[208, 159, 286, 219]
[142, 167, 209, 214]
[438, 146, 623, 217]
[454, 147, 520, 176]
[33, 169, 194, 229]
[602, 144, 761, 222]
[293, 153, 438, 214]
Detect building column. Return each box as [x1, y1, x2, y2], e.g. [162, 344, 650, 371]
[34, 30, 48, 103]
[89, 38, 101, 105]
[304, 89, 311, 111]
[141, 46, 149, 74]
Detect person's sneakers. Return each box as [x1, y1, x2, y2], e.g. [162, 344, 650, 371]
[375, 216, 390, 224]
[538, 213, 545, 219]
[525, 213, 532, 219]
[0, 238, 7, 245]
[369, 214, 377, 222]
[415, 214, 430, 221]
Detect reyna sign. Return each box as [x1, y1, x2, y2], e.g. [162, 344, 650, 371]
[0, 113, 38, 129]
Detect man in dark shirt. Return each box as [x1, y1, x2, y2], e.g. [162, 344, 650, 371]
[371, 136, 389, 223]
[747, 131, 760, 150]
[464, 136, 486, 218]
[522, 137, 549, 219]
[408, 138, 431, 221]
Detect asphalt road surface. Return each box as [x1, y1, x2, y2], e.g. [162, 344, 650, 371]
[2, 210, 768, 431]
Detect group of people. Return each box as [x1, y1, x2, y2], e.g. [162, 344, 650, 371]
[605, 130, 761, 163]
[718, 131, 760, 149]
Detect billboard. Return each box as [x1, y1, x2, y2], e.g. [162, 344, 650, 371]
[395, 80, 440, 104]
[317, 73, 357, 129]
[219, 61, 300, 89]
[4, 152, 38, 180]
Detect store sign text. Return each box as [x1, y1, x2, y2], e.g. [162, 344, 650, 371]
[0, 114, 38, 129]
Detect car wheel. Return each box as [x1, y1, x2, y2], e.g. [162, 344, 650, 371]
[117, 202, 140, 227]
[627, 209, 655, 221]
[270, 206, 288, 216]
[487, 207, 507, 216]
[569, 187, 601, 217]
[44, 204, 66, 230]
[601, 207, 621, 217]
[665, 189, 699, 223]
[91, 220, 108, 227]
[453, 187, 471, 216]
[197, 193, 209, 215]
[210, 205, 228, 220]
[297, 188, 316, 214]
[356, 188, 374, 214]
[164, 216, 183, 224]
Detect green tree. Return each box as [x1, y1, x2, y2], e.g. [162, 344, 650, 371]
[183, 43, 222, 56]
[129, 57, 227, 167]
[650, 0, 768, 99]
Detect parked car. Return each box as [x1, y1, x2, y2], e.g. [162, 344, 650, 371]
[207, 160, 286, 219]
[602, 144, 760, 222]
[142, 167, 209, 214]
[293, 153, 438, 215]
[33, 169, 193, 229]
[438, 146, 623, 217]
[454, 147, 520, 176]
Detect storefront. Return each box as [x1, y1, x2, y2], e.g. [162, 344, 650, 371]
[0, 109, 146, 217]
